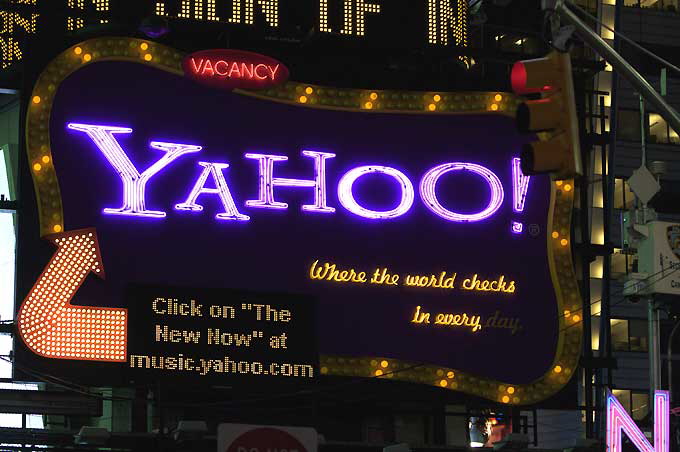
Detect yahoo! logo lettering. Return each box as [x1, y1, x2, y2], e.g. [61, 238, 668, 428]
[67, 123, 532, 225]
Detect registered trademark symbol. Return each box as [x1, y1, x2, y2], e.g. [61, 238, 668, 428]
[529, 224, 540, 236]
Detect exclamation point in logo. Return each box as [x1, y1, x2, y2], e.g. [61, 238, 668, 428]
[511, 157, 531, 235]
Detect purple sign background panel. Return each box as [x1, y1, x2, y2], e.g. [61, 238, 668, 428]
[49, 61, 556, 384]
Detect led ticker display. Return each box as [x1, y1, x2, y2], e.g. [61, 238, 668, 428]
[18, 38, 582, 404]
[155, 0, 467, 45]
[1, 0, 466, 73]
[126, 285, 317, 383]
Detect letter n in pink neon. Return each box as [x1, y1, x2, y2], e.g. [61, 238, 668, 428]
[607, 390, 668, 452]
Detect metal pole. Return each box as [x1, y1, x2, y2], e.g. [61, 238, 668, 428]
[667, 320, 680, 403]
[599, 95, 614, 438]
[551, 0, 680, 135]
[649, 298, 661, 398]
[640, 95, 646, 167]
[576, 72, 595, 438]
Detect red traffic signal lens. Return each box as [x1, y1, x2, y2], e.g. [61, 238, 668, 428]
[511, 62, 528, 94]
[511, 56, 557, 94]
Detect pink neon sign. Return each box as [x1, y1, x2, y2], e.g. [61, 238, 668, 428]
[68, 122, 531, 225]
[607, 390, 669, 452]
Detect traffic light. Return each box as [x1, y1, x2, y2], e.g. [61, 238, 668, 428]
[510, 50, 582, 179]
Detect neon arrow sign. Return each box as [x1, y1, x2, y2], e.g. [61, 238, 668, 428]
[17, 228, 127, 362]
[67, 122, 530, 225]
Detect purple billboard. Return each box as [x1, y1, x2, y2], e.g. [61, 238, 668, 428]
[17, 38, 581, 404]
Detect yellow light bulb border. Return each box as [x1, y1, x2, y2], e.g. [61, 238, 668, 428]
[26, 37, 581, 405]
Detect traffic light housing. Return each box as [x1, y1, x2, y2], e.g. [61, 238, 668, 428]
[511, 51, 582, 179]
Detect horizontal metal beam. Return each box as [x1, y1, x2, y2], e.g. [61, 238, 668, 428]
[0, 389, 102, 416]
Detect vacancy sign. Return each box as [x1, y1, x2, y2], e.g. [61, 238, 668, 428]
[218, 424, 317, 452]
[183, 49, 289, 90]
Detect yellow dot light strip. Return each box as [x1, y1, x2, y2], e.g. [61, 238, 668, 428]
[27, 37, 580, 402]
[241, 86, 519, 115]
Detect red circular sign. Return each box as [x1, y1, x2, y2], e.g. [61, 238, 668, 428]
[226, 427, 307, 452]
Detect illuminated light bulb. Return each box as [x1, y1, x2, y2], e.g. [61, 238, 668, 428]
[555, 180, 563, 186]
[74, 47, 83, 55]
[33, 163, 42, 172]
[144, 54, 153, 61]
[305, 86, 313, 94]
[490, 103, 499, 111]
[433, 94, 441, 102]
[140, 42, 149, 50]
[298, 95, 308, 103]
[507, 386, 515, 394]
[380, 360, 388, 368]
[502, 395, 510, 403]
[370, 92, 378, 100]
[52, 224, 62, 233]
[564, 309, 571, 318]
[551, 231, 559, 238]
[560, 238, 568, 246]
[440, 379, 448, 387]
[554, 365, 562, 373]
[83, 54, 92, 62]
[374, 369, 383, 376]
[32, 96, 41, 104]
[494, 94, 502, 102]
[364, 101, 373, 109]
[447, 371, 455, 378]
[428, 103, 436, 111]
[572, 315, 581, 322]
[563, 184, 572, 192]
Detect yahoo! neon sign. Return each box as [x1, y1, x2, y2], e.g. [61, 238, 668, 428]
[607, 390, 669, 452]
[67, 123, 532, 224]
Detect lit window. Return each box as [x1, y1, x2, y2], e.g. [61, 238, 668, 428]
[613, 389, 649, 421]
[610, 318, 648, 352]
[631, 392, 649, 420]
[613, 389, 631, 413]
[591, 320, 600, 351]
[614, 178, 634, 210]
[645, 111, 680, 145]
[611, 319, 629, 351]
[649, 113, 668, 144]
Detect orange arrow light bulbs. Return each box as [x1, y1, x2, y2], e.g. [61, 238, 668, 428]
[17, 228, 127, 362]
